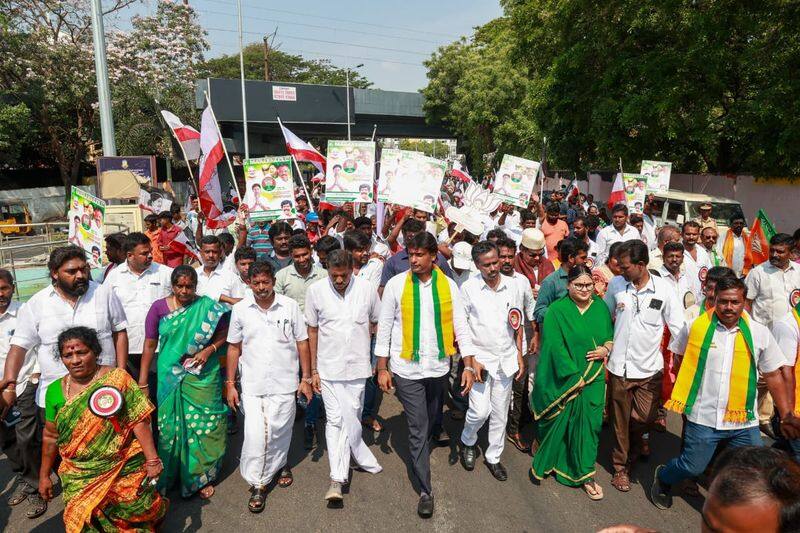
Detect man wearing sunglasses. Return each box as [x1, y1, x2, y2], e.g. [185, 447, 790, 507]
[603, 239, 685, 493]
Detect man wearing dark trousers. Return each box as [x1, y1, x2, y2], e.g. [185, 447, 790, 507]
[375, 232, 475, 518]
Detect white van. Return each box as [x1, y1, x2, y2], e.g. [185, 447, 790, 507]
[649, 190, 746, 230]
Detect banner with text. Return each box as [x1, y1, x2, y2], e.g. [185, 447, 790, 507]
[493, 155, 540, 208]
[68, 187, 106, 268]
[640, 160, 672, 193]
[325, 140, 376, 203]
[623, 173, 647, 213]
[243, 156, 298, 221]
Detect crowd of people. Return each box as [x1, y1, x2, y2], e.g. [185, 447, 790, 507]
[1, 181, 800, 530]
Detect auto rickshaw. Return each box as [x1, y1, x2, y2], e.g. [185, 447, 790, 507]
[0, 201, 34, 235]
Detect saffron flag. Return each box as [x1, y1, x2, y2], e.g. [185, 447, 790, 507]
[278, 117, 326, 174]
[161, 110, 201, 161]
[198, 107, 235, 229]
[747, 209, 776, 267]
[607, 173, 625, 209]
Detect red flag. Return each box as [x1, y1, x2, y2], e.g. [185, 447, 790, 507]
[451, 161, 474, 184]
[607, 173, 625, 209]
[198, 107, 235, 229]
[170, 227, 200, 261]
[565, 178, 580, 199]
[161, 110, 201, 161]
[278, 118, 326, 174]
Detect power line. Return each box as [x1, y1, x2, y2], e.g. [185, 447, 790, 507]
[196, 0, 463, 39]
[196, 8, 446, 45]
[204, 26, 432, 57]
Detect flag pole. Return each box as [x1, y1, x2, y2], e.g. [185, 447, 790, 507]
[290, 155, 316, 214]
[538, 136, 547, 201]
[204, 90, 242, 201]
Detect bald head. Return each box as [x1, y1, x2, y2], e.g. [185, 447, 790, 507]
[657, 225, 681, 250]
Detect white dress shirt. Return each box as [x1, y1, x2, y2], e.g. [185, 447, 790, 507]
[642, 214, 658, 251]
[657, 265, 696, 310]
[584, 238, 601, 269]
[669, 315, 786, 430]
[370, 239, 391, 260]
[510, 271, 536, 320]
[772, 313, 799, 366]
[104, 261, 172, 353]
[229, 272, 251, 299]
[305, 277, 380, 381]
[460, 275, 524, 378]
[222, 252, 237, 274]
[682, 245, 713, 302]
[375, 271, 474, 380]
[355, 257, 384, 293]
[227, 293, 308, 396]
[11, 282, 128, 406]
[745, 262, 800, 330]
[195, 263, 233, 302]
[0, 302, 38, 396]
[604, 274, 685, 379]
[595, 224, 640, 265]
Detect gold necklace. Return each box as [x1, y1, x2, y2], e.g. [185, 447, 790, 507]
[66, 366, 100, 400]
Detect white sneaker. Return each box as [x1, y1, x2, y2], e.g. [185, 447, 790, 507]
[324, 481, 343, 501]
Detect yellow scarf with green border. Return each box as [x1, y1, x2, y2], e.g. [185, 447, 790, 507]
[792, 303, 800, 416]
[400, 266, 455, 361]
[665, 309, 757, 423]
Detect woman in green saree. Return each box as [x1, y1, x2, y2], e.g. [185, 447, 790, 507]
[140, 265, 230, 499]
[39, 326, 166, 532]
[531, 265, 614, 500]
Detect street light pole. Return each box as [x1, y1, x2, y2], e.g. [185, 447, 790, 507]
[237, 0, 249, 160]
[346, 68, 351, 141]
[90, 0, 116, 156]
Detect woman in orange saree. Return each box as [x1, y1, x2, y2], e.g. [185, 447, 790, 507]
[39, 326, 167, 532]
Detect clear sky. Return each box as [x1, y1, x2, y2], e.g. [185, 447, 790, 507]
[156, 0, 504, 92]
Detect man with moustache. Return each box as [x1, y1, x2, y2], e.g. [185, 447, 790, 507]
[0, 246, 128, 421]
[224, 261, 313, 513]
[681, 221, 713, 303]
[305, 250, 383, 503]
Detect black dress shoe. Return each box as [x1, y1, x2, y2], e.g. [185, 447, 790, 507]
[461, 444, 476, 471]
[486, 461, 508, 481]
[431, 427, 450, 446]
[417, 493, 434, 518]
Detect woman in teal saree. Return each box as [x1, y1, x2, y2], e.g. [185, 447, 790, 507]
[140, 265, 230, 499]
[531, 265, 614, 500]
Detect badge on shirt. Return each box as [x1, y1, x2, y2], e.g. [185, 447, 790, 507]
[585, 257, 595, 269]
[790, 288, 800, 308]
[508, 308, 522, 331]
[698, 266, 708, 282]
[683, 292, 696, 310]
[649, 298, 663, 311]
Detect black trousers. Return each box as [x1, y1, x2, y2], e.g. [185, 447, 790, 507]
[394, 374, 448, 496]
[0, 385, 42, 491]
[506, 355, 530, 435]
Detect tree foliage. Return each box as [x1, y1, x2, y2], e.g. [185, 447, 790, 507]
[199, 43, 372, 88]
[424, 1, 800, 176]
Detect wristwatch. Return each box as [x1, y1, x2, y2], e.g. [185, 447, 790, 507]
[302, 377, 313, 385]
[463, 366, 476, 375]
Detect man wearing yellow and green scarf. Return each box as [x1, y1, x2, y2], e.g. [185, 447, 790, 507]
[375, 232, 475, 519]
[772, 298, 800, 462]
[650, 276, 800, 510]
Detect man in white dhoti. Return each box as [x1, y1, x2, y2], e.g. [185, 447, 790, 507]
[224, 261, 313, 513]
[305, 249, 383, 503]
[459, 241, 526, 481]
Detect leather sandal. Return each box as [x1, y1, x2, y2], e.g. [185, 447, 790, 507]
[248, 486, 267, 513]
[277, 467, 293, 488]
[611, 470, 631, 492]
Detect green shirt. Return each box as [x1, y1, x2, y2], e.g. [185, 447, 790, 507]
[533, 268, 569, 324]
[274, 263, 328, 313]
[44, 378, 66, 423]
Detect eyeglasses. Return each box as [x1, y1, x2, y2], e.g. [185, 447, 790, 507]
[573, 283, 594, 291]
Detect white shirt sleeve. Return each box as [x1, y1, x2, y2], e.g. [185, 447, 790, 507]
[304, 286, 319, 328]
[662, 286, 686, 339]
[374, 280, 398, 358]
[292, 301, 309, 342]
[368, 288, 381, 324]
[668, 322, 691, 355]
[9, 301, 38, 350]
[744, 269, 759, 300]
[227, 306, 244, 344]
[772, 318, 799, 366]
[451, 281, 476, 356]
[595, 227, 609, 265]
[757, 329, 789, 374]
[107, 289, 128, 332]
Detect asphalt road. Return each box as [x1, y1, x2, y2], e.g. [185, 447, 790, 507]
[1, 393, 702, 533]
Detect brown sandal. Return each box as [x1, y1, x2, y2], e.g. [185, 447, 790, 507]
[277, 467, 293, 488]
[198, 485, 215, 499]
[248, 486, 267, 513]
[611, 470, 631, 492]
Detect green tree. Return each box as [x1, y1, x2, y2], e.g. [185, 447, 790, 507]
[199, 44, 372, 88]
[397, 138, 451, 158]
[0, 101, 33, 167]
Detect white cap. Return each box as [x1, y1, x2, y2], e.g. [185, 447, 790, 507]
[520, 228, 546, 251]
[451, 241, 473, 270]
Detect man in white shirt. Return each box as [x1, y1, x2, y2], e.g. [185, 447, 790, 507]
[375, 231, 475, 518]
[595, 204, 640, 265]
[744, 232, 800, 434]
[604, 240, 684, 492]
[224, 261, 313, 513]
[0, 246, 128, 410]
[344, 230, 383, 293]
[772, 301, 800, 461]
[354, 216, 390, 259]
[305, 249, 383, 503]
[459, 242, 525, 481]
[681, 221, 713, 303]
[573, 216, 601, 268]
[228, 246, 257, 300]
[657, 242, 695, 311]
[104, 232, 172, 391]
[650, 276, 799, 509]
[0, 270, 45, 519]
[647, 225, 681, 271]
[195, 235, 236, 304]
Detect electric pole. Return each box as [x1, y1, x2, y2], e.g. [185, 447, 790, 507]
[263, 36, 270, 81]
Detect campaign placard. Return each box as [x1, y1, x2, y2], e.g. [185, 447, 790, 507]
[623, 173, 647, 213]
[243, 156, 297, 221]
[493, 155, 539, 208]
[324, 140, 376, 203]
[387, 152, 446, 213]
[67, 187, 106, 267]
[640, 160, 672, 193]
